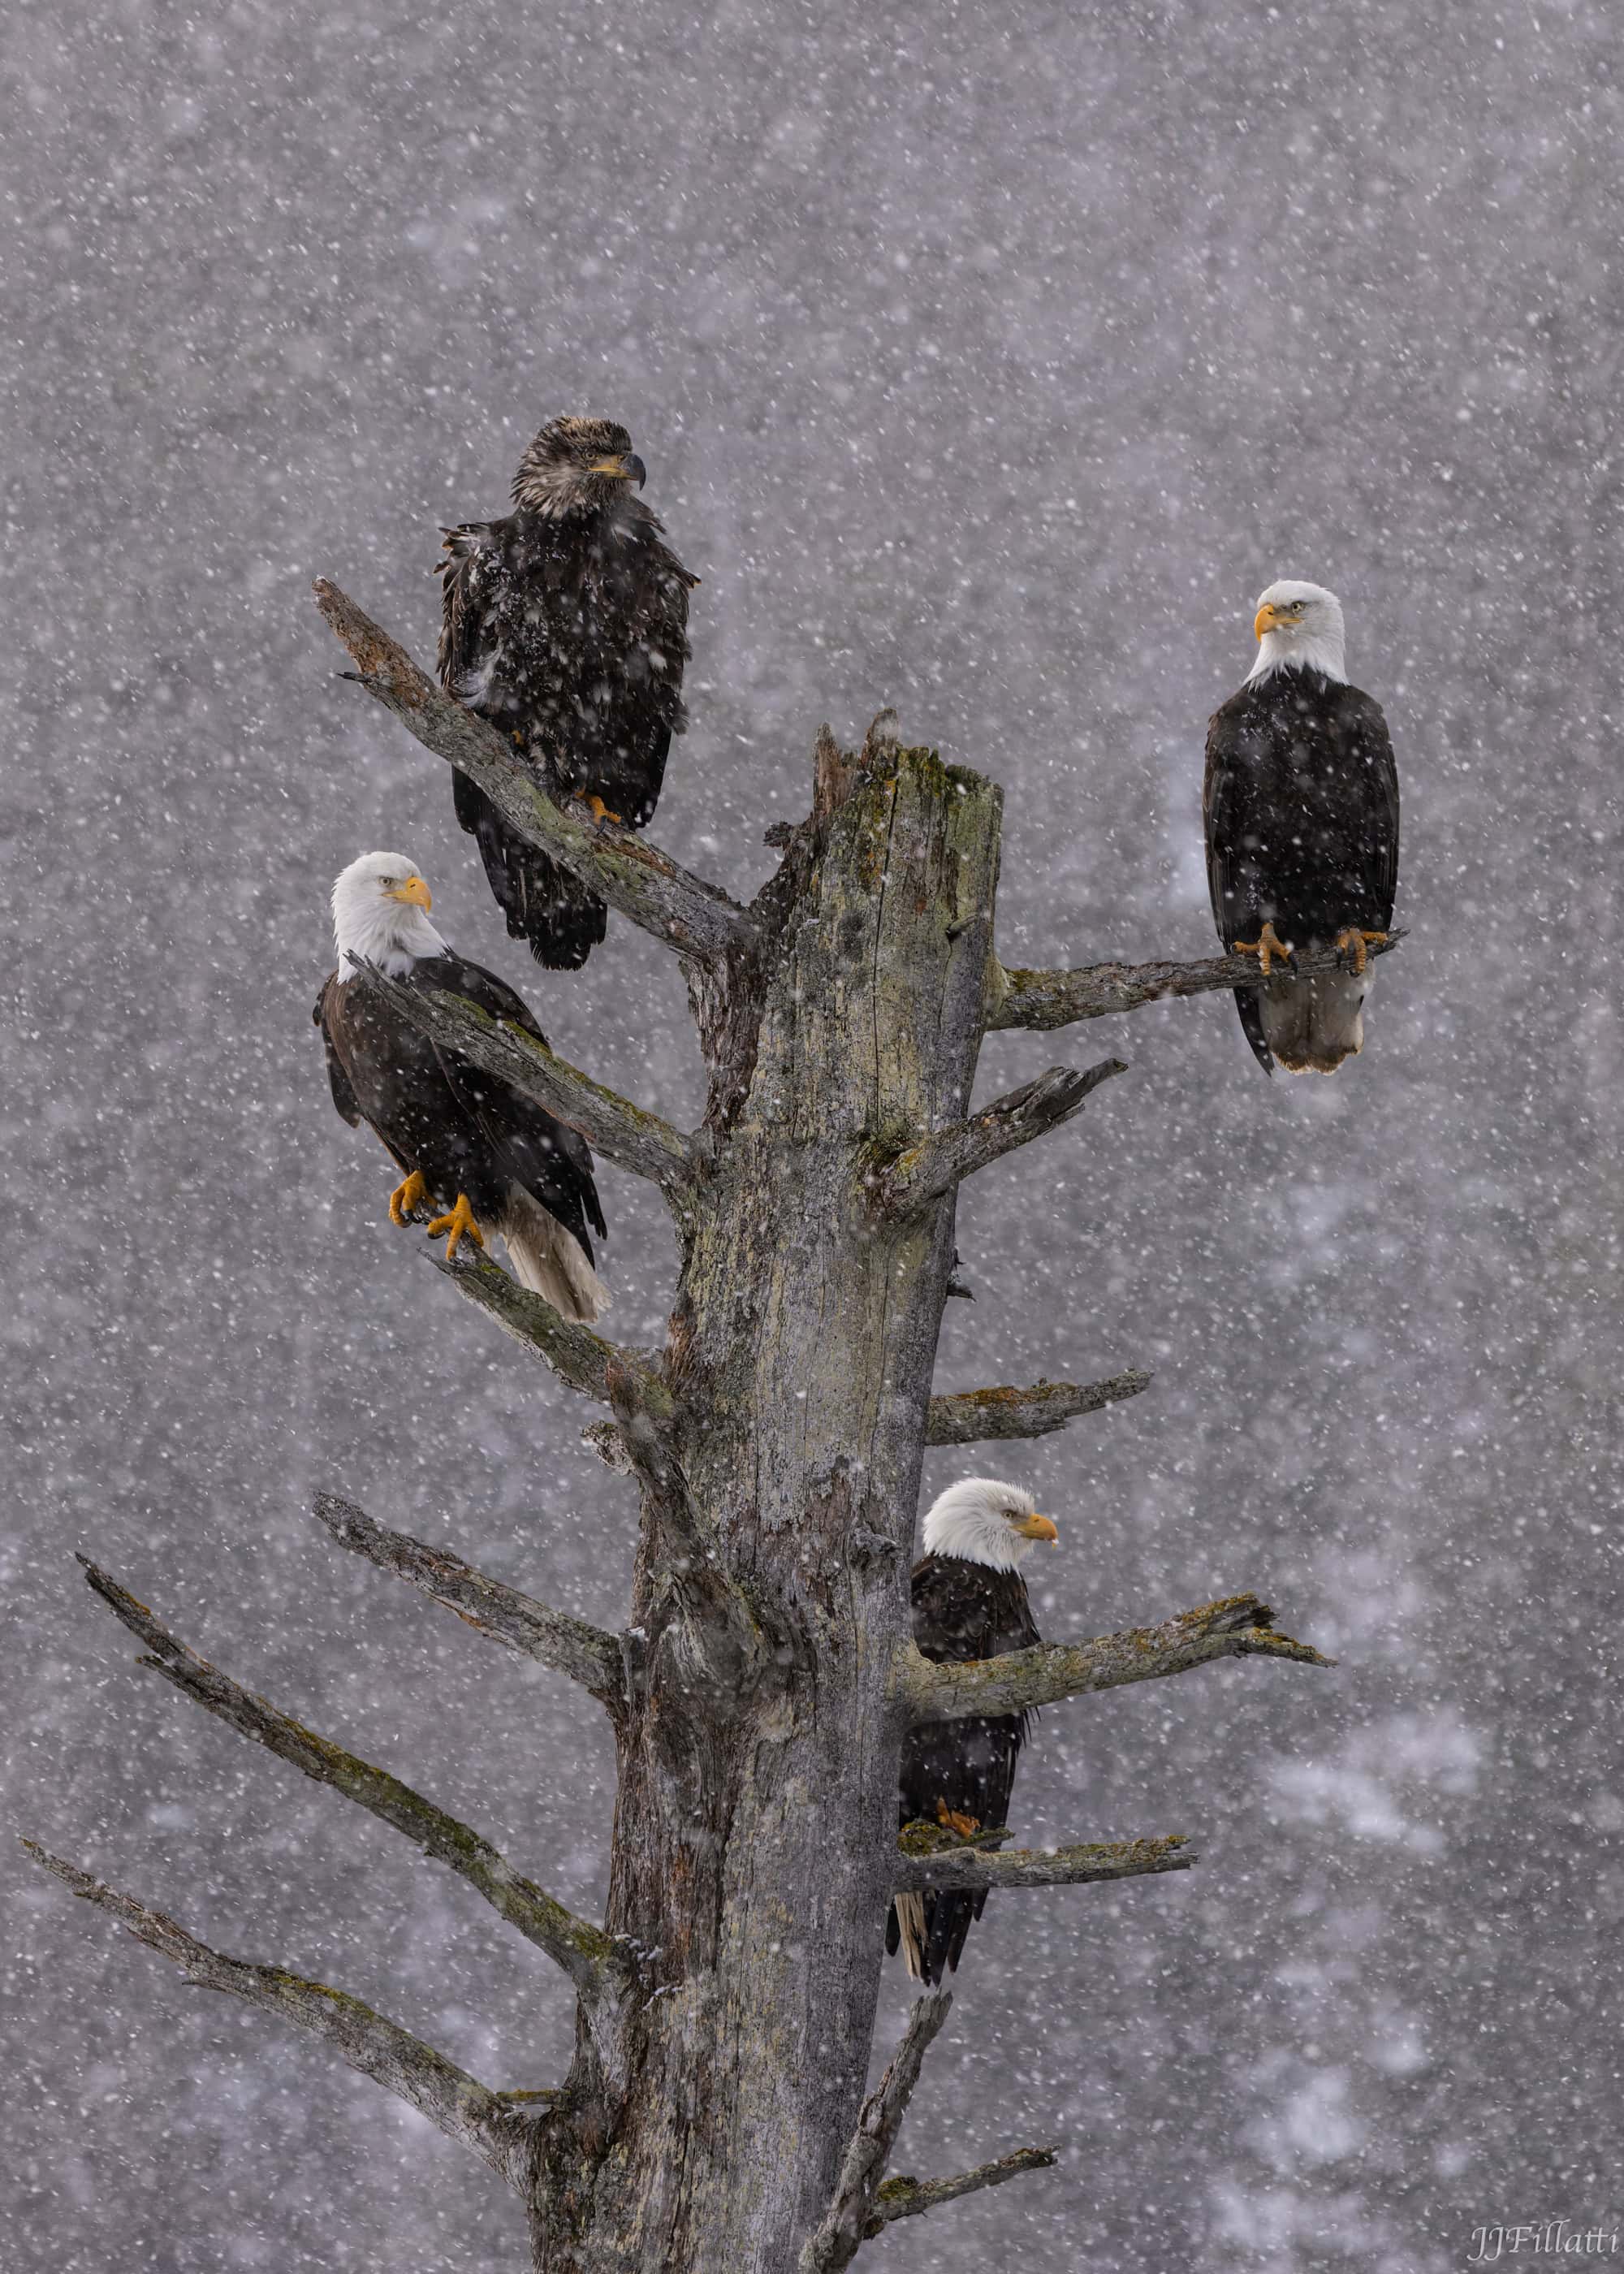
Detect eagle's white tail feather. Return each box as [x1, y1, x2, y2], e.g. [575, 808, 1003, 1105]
[892, 1891, 927, 1982]
[500, 1185, 610, 1321]
[1262, 966, 1372, 1076]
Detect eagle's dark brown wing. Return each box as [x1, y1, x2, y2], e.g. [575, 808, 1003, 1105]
[1334, 684, 1401, 925]
[404, 952, 606, 1254]
[314, 977, 362, 1128]
[1203, 694, 1276, 1073]
[886, 1555, 1040, 1983]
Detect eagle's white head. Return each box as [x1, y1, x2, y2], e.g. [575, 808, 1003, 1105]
[921, 1476, 1060, 1571]
[330, 851, 448, 979]
[1246, 578, 1347, 685]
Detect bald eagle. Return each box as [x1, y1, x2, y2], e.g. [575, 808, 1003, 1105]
[887, 1478, 1058, 1983]
[1204, 580, 1400, 1074]
[314, 852, 608, 1321]
[438, 415, 698, 971]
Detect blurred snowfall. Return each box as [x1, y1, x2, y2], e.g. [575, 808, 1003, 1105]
[4, 2, 1622, 2269]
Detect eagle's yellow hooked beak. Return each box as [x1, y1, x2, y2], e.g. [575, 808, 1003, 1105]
[1014, 1511, 1060, 1543]
[388, 875, 432, 910]
[1255, 602, 1289, 638]
[587, 455, 636, 479]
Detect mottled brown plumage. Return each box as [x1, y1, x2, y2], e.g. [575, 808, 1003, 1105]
[438, 415, 698, 969]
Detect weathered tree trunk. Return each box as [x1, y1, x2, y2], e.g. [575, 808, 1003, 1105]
[30, 590, 1338, 2274]
[528, 741, 1000, 2270]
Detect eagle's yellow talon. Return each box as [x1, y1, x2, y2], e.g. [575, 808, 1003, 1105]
[388, 1169, 432, 1226]
[935, 1801, 981, 1840]
[1334, 926, 1389, 976]
[576, 793, 624, 828]
[425, 1193, 486, 1261]
[1233, 921, 1292, 977]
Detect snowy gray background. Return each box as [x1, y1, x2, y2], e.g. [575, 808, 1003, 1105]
[6, 2, 1621, 2268]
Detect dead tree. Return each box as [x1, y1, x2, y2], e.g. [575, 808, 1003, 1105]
[29, 580, 1384, 2273]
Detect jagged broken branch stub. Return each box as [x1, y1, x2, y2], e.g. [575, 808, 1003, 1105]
[313, 577, 749, 965]
[925, 1366, 1151, 1445]
[877, 1059, 1128, 1216]
[902, 1592, 1332, 1722]
[987, 930, 1404, 1033]
[313, 1493, 625, 1708]
[22, 1844, 529, 2185]
[77, 1558, 619, 1998]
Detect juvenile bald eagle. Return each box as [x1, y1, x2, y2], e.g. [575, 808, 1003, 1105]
[314, 852, 607, 1321]
[438, 415, 698, 970]
[1204, 580, 1400, 1074]
[887, 1478, 1058, 1983]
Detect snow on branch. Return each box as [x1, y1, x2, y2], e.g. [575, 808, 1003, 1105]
[78, 1558, 620, 1999]
[925, 1367, 1151, 1446]
[799, 1987, 955, 2274]
[313, 1493, 626, 1709]
[986, 932, 1403, 1033]
[893, 1828, 1194, 1894]
[875, 1059, 1128, 1217]
[350, 962, 698, 1199]
[865, 2146, 1059, 2236]
[313, 578, 751, 965]
[901, 1592, 1332, 1723]
[23, 1843, 529, 2185]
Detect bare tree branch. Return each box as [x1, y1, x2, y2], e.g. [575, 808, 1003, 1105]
[313, 1493, 625, 1709]
[901, 1593, 1332, 1723]
[428, 1244, 648, 1403]
[875, 1061, 1127, 1216]
[79, 1559, 620, 1999]
[894, 1830, 1194, 1893]
[23, 1844, 529, 2185]
[800, 1987, 956, 2274]
[986, 931, 1404, 1033]
[313, 578, 751, 965]
[926, 1367, 1151, 1446]
[350, 962, 698, 1199]
[866, 2146, 1059, 2233]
